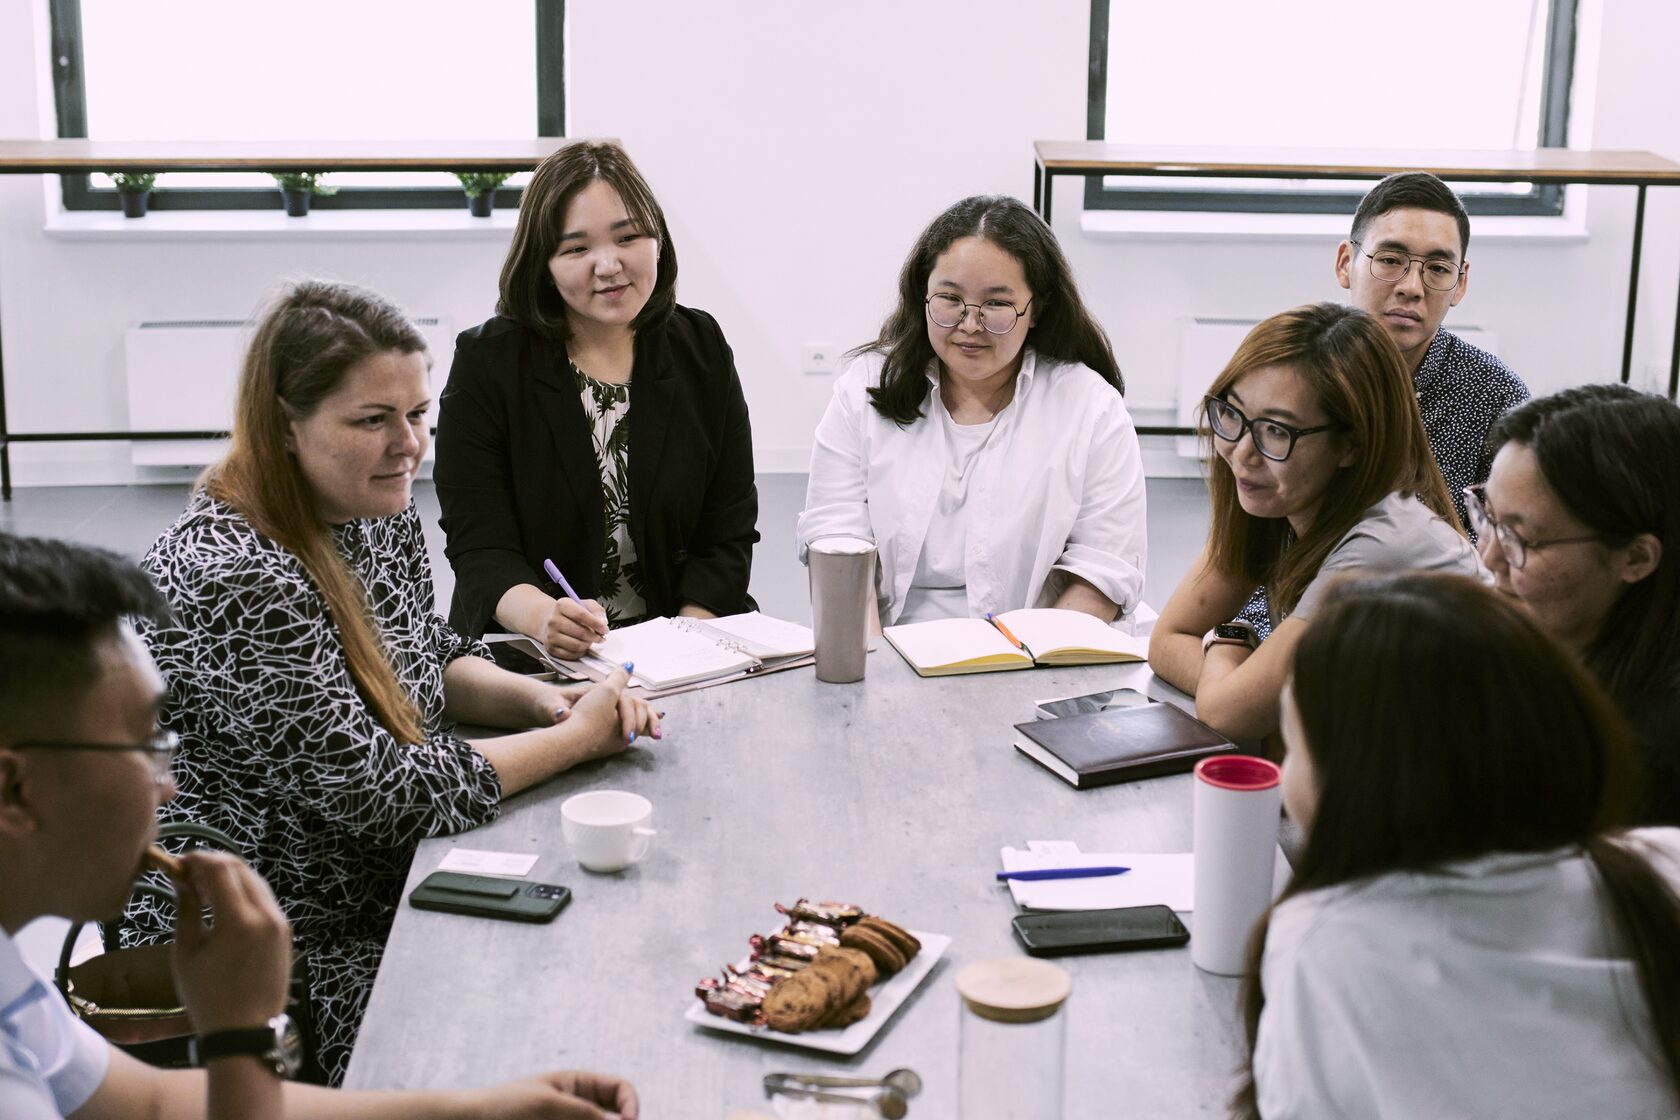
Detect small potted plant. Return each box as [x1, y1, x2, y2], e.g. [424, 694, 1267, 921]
[271, 172, 336, 217]
[109, 172, 157, 218]
[456, 171, 512, 218]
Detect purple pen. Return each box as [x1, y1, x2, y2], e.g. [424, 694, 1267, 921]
[542, 558, 583, 604]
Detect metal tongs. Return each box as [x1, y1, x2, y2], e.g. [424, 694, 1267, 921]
[763, 1068, 923, 1118]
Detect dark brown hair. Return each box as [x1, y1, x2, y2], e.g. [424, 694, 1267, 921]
[203, 279, 428, 745]
[1203, 302, 1459, 616]
[1350, 171, 1471, 259]
[497, 140, 677, 341]
[1232, 572, 1680, 1116]
[1487, 384, 1680, 709]
[857, 194, 1121, 425]
[0, 534, 168, 739]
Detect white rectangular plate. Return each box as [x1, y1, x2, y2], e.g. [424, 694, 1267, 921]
[685, 930, 950, 1055]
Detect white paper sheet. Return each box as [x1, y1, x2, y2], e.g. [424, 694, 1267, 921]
[1000, 847, 1195, 911]
[436, 848, 540, 877]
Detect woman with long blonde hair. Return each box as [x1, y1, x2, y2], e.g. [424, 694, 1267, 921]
[126, 279, 658, 1084]
[1148, 302, 1477, 740]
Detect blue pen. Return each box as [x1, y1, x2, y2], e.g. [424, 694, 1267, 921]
[995, 866, 1131, 882]
[542, 558, 583, 604]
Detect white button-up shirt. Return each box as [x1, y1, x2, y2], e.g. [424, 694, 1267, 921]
[0, 925, 110, 1119]
[1255, 828, 1680, 1119]
[797, 349, 1147, 626]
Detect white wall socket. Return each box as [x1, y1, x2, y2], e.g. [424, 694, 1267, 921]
[801, 343, 838, 375]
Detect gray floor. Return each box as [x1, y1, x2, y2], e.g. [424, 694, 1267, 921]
[0, 474, 1211, 622]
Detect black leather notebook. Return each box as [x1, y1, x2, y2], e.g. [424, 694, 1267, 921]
[1012, 702, 1237, 789]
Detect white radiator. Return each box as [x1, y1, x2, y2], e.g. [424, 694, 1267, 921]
[1174, 316, 1499, 459]
[124, 316, 453, 466]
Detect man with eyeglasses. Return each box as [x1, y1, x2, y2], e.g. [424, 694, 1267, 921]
[0, 534, 639, 1119]
[1334, 171, 1530, 534]
[1236, 174, 1530, 642]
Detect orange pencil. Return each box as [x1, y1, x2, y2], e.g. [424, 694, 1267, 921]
[987, 613, 1026, 651]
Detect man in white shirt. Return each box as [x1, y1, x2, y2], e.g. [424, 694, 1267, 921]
[0, 532, 638, 1120]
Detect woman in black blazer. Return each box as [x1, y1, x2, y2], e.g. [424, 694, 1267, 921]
[436, 142, 759, 654]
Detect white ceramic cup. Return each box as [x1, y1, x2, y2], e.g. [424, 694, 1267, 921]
[560, 790, 656, 872]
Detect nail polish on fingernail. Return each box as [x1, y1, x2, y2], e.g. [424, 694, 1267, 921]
[657, 711, 667, 718]
[623, 661, 635, 673]
[653, 728, 663, 740]
[554, 708, 568, 722]
[628, 731, 637, 745]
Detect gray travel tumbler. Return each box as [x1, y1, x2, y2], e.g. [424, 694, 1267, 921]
[807, 536, 876, 683]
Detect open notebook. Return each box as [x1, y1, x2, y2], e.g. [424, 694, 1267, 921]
[581, 612, 816, 691]
[883, 608, 1147, 677]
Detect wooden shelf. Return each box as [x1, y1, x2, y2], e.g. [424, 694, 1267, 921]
[0, 139, 575, 174]
[1032, 142, 1680, 185]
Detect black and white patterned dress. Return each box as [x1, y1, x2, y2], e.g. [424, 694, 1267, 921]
[573, 361, 649, 624]
[122, 491, 502, 1084]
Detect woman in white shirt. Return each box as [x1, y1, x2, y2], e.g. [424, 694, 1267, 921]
[1239, 570, 1680, 1120]
[797, 195, 1146, 627]
[1149, 303, 1477, 741]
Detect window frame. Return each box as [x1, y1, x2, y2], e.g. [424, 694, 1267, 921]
[47, 0, 565, 211]
[1084, 0, 1580, 217]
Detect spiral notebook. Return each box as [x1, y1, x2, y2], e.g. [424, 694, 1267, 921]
[581, 613, 816, 691]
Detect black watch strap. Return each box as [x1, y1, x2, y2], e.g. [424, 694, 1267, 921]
[190, 1014, 300, 1077]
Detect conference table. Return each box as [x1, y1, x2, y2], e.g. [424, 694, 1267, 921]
[343, 650, 1265, 1118]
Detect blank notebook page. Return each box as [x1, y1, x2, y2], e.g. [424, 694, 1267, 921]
[592, 618, 757, 689]
[882, 617, 1024, 671]
[996, 608, 1148, 660]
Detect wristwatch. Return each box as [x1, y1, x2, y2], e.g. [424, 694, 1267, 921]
[190, 1013, 302, 1078]
[1201, 620, 1258, 654]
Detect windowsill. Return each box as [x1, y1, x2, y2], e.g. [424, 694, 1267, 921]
[42, 207, 521, 241]
[1078, 208, 1590, 244]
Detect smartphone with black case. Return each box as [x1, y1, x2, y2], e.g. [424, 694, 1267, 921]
[409, 871, 571, 923]
[1011, 905, 1190, 956]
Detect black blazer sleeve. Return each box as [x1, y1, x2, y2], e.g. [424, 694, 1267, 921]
[433, 320, 553, 637]
[670, 311, 759, 615]
[434, 310, 760, 636]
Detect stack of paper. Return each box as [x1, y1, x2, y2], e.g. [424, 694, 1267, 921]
[999, 846, 1195, 911]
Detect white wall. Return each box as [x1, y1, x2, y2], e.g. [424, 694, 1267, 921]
[3, 0, 1679, 486]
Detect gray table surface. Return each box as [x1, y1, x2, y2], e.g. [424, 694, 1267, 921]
[343, 651, 1255, 1118]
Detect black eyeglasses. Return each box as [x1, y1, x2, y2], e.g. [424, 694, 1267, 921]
[8, 730, 178, 785]
[1462, 485, 1604, 570]
[925, 293, 1032, 335]
[1351, 239, 1464, 293]
[1203, 396, 1339, 462]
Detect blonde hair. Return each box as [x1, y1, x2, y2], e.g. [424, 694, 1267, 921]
[204, 279, 428, 744]
[1203, 302, 1459, 616]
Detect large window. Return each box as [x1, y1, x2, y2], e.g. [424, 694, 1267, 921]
[49, 0, 564, 210]
[1087, 0, 1579, 216]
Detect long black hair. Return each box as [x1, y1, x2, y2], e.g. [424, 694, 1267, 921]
[1487, 384, 1680, 709]
[858, 195, 1121, 424]
[497, 140, 677, 342]
[1233, 571, 1680, 1117]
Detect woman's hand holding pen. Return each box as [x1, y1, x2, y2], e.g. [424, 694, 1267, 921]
[542, 596, 610, 659]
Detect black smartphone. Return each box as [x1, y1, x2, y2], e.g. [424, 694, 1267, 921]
[408, 871, 571, 923]
[1011, 905, 1190, 956]
[486, 638, 556, 678]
